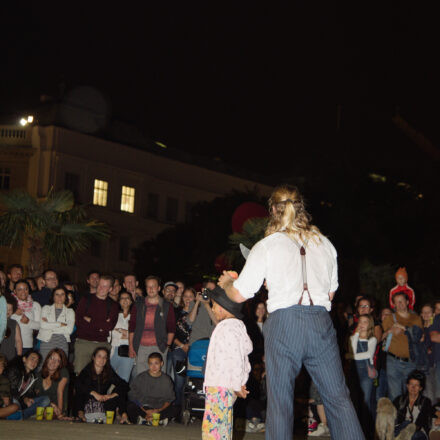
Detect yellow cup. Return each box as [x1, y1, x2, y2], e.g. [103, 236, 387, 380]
[106, 410, 115, 424]
[36, 406, 45, 421]
[152, 412, 160, 426]
[45, 406, 54, 421]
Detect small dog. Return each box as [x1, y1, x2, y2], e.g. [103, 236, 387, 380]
[375, 397, 397, 440]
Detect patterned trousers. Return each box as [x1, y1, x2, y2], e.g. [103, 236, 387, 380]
[202, 386, 236, 440]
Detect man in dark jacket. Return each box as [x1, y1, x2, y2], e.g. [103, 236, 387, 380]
[393, 370, 431, 439]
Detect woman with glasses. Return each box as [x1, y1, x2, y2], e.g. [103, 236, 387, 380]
[109, 292, 134, 382]
[37, 287, 75, 363]
[34, 348, 70, 419]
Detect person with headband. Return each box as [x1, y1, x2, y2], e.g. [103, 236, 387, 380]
[218, 185, 364, 440]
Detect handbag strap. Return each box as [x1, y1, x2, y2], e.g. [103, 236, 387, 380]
[288, 236, 313, 306]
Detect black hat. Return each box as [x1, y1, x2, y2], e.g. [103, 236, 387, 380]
[208, 285, 243, 319]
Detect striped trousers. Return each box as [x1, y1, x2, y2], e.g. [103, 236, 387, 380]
[264, 305, 365, 440]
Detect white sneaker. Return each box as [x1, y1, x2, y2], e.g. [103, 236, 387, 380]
[245, 420, 256, 432]
[308, 423, 330, 437]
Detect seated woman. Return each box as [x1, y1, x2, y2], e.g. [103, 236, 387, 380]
[6, 350, 50, 419]
[377, 370, 431, 440]
[0, 296, 23, 362]
[37, 287, 75, 363]
[0, 354, 20, 419]
[34, 348, 70, 419]
[108, 291, 134, 382]
[11, 280, 41, 354]
[393, 370, 431, 440]
[75, 347, 129, 423]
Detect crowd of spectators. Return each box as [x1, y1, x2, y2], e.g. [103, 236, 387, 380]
[0, 263, 439, 439]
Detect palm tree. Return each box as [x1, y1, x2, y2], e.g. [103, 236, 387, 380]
[0, 189, 109, 276]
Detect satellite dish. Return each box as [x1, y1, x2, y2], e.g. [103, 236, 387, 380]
[59, 86, 110, 134]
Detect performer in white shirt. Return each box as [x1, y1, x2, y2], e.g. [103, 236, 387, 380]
[219, 185, 364, 440]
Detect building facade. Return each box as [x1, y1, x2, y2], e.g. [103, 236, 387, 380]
[0, 123, 272, 281]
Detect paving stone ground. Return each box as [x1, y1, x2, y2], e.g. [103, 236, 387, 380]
[0, 420, 318, 439]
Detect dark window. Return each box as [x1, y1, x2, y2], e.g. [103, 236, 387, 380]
[65, 172, 80, 201]
[0, 167, 11, 190]
[119, 236, 130, 262]
[146, 193, 159, 219]
[185, 201, 194, 223]
[166, 197, 179, 223]
[90, 239, 101, 257]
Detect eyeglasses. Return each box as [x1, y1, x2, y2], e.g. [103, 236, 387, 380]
[359, 305, 370, 308]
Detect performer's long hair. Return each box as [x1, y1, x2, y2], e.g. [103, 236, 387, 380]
[265, 185, 321, 243]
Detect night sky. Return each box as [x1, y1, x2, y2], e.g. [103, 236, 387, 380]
[1, 3, 439, 177]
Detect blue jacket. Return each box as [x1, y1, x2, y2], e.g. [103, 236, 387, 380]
[405, 325, 429, 373]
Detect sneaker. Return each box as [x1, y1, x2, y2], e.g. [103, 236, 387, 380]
[159, 418, 168, 427]
[245, 421, 256, 432]
[256, 422, 265, 433]
[137, 416, 147, 425]
[308, 423, 330, 437]
[308, 419, 318, 433]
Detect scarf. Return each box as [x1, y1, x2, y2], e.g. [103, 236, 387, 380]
[12, 293, 33, 313]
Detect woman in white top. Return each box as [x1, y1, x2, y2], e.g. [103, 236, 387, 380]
[37, 287, 75, 363]
[11, 280, 41, 354]
[218, 185, 364, 440]
[109, 291, 133, 381]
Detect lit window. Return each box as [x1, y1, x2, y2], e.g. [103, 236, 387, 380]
[121, 186, 135, 213]
[93, 179, 108, 206]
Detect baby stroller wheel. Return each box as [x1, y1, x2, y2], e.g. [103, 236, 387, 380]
[182, 409, 190, 426]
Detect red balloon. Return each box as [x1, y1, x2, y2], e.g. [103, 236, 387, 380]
[231, 202, 268, 233]
[214, 253, 232, 273]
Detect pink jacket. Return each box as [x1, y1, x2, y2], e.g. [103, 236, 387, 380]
[203, 318, 253, 392]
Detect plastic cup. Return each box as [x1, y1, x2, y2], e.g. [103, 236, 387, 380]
[36, 406, 44, 421]
[106, 410, 115, 424]
[152, 412, 160, 426]
[45, 406, 54, 421]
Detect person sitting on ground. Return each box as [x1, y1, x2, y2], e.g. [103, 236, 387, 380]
[389, 267, 416, 311]
[127, 352, 176, 425]
[6, 350, 50, 419]
[11, 279, 41, 354]
[0, 354, 20, 419]
[393, 370, 431, 440]
[37, 287, 75, 363]
[74, 347, 129, 423]
[0, 296, 23, 362]
[34, 348, 70, 419]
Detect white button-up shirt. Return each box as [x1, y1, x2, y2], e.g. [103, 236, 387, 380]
[233, 232, 338, 313]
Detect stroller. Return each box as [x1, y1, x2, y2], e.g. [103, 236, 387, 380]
[182, 338, 209, 425]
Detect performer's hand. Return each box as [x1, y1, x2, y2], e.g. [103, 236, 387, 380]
[218, 271, 234, 289]
[235, 386, 249, 399]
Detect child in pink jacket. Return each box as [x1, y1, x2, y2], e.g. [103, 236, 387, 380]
[202, 285, 253, 440]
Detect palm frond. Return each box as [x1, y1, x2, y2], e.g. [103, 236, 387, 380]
[41, 190, 74, 214]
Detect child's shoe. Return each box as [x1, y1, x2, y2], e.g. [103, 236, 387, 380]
[308, 422, 330, 437]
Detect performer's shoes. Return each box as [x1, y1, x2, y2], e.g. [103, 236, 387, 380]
[307, 419, 318, 433]
[308, 423, 330, 437]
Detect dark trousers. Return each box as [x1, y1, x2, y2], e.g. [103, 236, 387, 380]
[126, 401, 177, 423]
[264, 305, 365, 440]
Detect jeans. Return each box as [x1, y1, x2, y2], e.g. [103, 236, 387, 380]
[386, 354, 416, 401]
[355, 361, 374, 413]
[22, 395, 51, 419]
[264, 305, 364, 440]
[376, 368, 388, 401]
[110, 349, 134, 382]
[168, 347, 188, 406]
